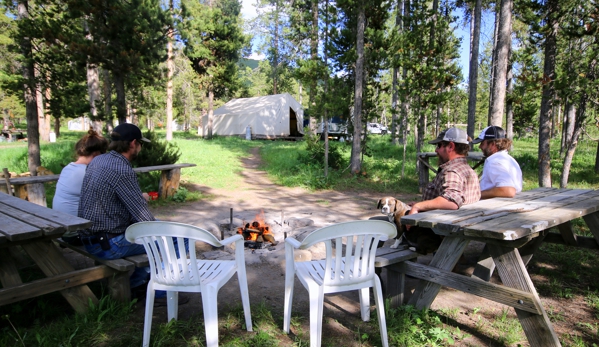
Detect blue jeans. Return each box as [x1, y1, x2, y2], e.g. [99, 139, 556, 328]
[84, 234, 190, 296]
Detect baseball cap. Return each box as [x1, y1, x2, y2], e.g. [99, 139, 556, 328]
[472, 126, 506, 144]
[111, 123, 150, 143]
[428, 127, 469, 145]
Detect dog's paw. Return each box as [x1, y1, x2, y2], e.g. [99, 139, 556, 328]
[408, 246, 417, 252]
[390, 239, 401, 249]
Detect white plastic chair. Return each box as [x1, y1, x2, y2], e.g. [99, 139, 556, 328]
[125, 221, 252, 347]
[283, 220, 395, 347]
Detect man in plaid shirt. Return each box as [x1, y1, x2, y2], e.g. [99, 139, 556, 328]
[409, 127, 481, 216]
[399, 127, 480, 253]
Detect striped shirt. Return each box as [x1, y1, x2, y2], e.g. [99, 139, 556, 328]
[78, 151, 155, 235]
[422, 157, 480, 208]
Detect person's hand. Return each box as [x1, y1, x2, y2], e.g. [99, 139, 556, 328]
[142, 192, 150, 201]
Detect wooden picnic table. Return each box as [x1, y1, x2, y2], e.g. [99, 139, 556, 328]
[0, 192, 105, 313]
[399, 187, 599, 347]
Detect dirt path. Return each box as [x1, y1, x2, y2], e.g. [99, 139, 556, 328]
[144, 147, 594, 347]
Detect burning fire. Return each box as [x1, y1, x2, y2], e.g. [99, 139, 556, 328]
[237, 210, 277, 245]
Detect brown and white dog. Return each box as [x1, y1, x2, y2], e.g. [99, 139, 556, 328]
[377, 197, 442, 254]
[377, 197, 411, 248]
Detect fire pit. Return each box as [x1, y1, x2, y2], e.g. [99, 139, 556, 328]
[237, 210, 278, 248]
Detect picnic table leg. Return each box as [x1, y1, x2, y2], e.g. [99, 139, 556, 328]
[487, 244, 561, 347]
[407, 235, 469, 309]
[582, 211, 599, 245]
[20, 240, 99, 314]
[0, 248, 23, 288]
[159, 168, 181, 199]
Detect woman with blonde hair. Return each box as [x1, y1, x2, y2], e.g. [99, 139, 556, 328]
[53, 130, 108, 244]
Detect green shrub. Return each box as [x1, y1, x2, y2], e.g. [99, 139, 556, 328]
[134, 130, 181, 167]
[134, 130, 182, 191]
[298, 132, 344, 169]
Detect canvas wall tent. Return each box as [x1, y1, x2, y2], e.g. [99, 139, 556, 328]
[200, 93, 304, 139]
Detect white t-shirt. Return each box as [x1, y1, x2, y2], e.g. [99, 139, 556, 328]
[52, 162, 87, 216]
[480, 150, 523, 193]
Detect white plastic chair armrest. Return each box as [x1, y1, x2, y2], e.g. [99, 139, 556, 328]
[221, 234, 243, 247]
[285, 237, 302, 249]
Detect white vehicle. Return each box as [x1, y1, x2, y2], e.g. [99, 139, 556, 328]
[367, 122, 387, 135]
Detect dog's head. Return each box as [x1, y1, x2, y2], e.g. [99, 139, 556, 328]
[377, 197, 411, 218]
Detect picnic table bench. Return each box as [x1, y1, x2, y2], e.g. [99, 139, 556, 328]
[4, 163, 196, 206]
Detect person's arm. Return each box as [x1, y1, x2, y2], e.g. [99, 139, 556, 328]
[481, 186, 516, 199]
[408, 196, 458, 215]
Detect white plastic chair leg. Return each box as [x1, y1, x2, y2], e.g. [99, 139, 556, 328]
[143, 285, 156, 347]
[373, 277, 389, 347]
[201, 285, 220, 347]
[237, 272, 253, 331]
[167, 290, 179, 321]
[359, 287, 371, 321]
[308, 285, 325, 347]
[283, 271, 295, 333]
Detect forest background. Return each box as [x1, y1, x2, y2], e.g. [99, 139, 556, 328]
[0, 0, 598, 189]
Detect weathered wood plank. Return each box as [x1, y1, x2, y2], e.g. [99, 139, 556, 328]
[557, 221, 578, 246]
[6, 163, 197, 185]
[398, 261, 542, 314]
[0, 248, 23, 288]
[21, 241, 99, 314]
[55, 239, 135, 272]
[543, 233, 599, 249]
[582, 211, 599, 246]
[1, 202, 64, 234]
[0, 209, 43, 241]
[0, 265, 116, 307]
[461, 191, 599, 240]
[374, 248, 418, 267]
[0, 194, 90, 234]
[408, 236, 469, 309]
[132, 163, 196, 173]
[488, 245, 561, 347]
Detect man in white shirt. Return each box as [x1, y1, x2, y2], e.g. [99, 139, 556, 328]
[473, 126, 523, 199]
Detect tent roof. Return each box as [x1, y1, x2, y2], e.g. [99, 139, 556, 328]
[214, 93, 302, 117]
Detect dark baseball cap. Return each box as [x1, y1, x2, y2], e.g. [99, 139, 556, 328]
[472, 126, 506, 144]
[111, 123, 150, 143]
[428, 127, 469, 145]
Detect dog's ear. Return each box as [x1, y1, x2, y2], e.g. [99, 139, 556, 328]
[377, 199, 383, 209]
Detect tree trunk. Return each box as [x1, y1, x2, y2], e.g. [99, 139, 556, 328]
[87, 64, 102, 132]
[350, 5, 365, 174]
[538, 0, 559, 187]
[323, 0, 330, 177]
[165, 0, 174, 141]
[308, 0, 319, 134]
[18, 1, 40, 175]
[272, 1, 280, 95]
[505, 14, 513, 142]
[562, 101, 575, 156]
[561, 93, 587, 188]
[467, 0, 481, 140]
[488, 0, 512, 127]
[207, 88, 214, 139]
[35, 66, 49, 142]
[114, 72, 127, 125]
[103, 69, 114, 132]
[487, 7, 500, 124]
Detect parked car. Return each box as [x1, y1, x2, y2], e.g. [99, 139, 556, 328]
[304, 116, 349, 141]
[367, 122, 387, 135]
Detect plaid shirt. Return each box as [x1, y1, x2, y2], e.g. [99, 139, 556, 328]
[78, 151, 154, 235]
[422, 157, 480, 208]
